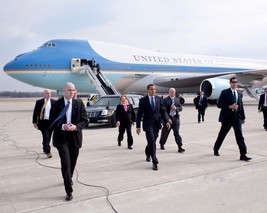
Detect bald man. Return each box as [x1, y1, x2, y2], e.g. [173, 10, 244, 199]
[50, 82, 88, 201]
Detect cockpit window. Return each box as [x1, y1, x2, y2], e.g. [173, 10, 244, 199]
[40, 42, 56, 48]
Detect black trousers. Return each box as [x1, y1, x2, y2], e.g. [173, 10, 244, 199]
[262, 107, 267, 129]
[56, 141, 79, 194]
[159, 116, 182, 147]
[214, 113, 247, 155]
[197, 107, 206, 122]
[117, 122, 133, 147]
[145, 122, 159, 165]
[39, 120, 52, 153]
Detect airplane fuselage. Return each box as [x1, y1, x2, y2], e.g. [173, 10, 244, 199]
[4, 39, 267, 97]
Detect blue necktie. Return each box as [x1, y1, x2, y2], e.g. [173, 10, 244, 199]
[151, 97, 155, 111]
[50, 101, 70, 127]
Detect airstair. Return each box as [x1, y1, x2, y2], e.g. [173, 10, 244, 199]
[243, 86, 259, 101]
[71, 58, 120, 96]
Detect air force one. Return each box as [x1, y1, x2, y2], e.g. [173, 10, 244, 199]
[3, 39, 267, 103]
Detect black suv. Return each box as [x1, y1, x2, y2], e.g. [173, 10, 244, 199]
[86, 94, 143, 127]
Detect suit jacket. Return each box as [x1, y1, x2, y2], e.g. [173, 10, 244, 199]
[258, 93, 267, 111]
[32, 98, 56, 126]
[217, 88, 245, 122]
[115, 104, 136, 124]
[136, 95, 167, 131]
[193, 96, 208, 109]
[49, 97, 89, 149]
[163, 96, 182, 119]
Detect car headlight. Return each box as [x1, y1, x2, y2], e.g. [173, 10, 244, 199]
[101, 109, 108, 116]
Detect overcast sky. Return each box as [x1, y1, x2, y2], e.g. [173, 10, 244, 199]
[1, 0, 267, 92]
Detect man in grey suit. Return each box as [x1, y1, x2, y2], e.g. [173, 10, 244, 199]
[213, 77, 251, 161]
[159, 88, 184, 152]
[50, 82, 88, 201]
[136, 84, 170, 171]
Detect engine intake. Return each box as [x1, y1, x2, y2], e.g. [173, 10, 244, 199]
[200, 78, 230, 100]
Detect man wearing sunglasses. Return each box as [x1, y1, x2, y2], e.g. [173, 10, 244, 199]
[213, 77, 251, 161]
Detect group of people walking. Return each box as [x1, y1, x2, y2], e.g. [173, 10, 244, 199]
[32, 77, 266, 201]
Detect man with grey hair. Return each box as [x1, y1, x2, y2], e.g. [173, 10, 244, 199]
[32, 89, 55, 158]
[159, 88, 184, 153]
[50, 82, 88, 201]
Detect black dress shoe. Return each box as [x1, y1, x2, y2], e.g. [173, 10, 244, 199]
[128, 146, 133, 150]
[152, 164, 158, 171]
[66, 193, 73, 201]
[46, 152, 52, 158]
[178, 147, 185, 153]
[151, 156, 159, 164]
[240, 155, 252, 161]
[118, 141, 121, 146]
[71, 180, 73, 185]
[146, 156, 151, 162]
[160, 144, 165, 150]
[214, 150, 220, 156]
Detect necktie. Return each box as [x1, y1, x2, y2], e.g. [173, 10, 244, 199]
[265, 94, 267, 107]
[39, 100, 48, 120]
[170, 98, 176, 117]
[151, 97, 155, 111]
[199, 97, 202, 105]
[50, 101, 70, 127]
[233, 91, 237, 112]
[233, 91, 237, 103]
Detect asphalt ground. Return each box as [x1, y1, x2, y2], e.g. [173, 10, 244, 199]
[0, 96, 267, 213]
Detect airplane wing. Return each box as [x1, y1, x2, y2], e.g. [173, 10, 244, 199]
[153, 69, 267, 88]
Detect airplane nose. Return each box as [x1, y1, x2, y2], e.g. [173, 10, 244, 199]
[4, 60, 15, 73]
[3, 52, 29, 73]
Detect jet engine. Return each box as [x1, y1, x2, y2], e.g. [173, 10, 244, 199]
[200, 78, 230, 100]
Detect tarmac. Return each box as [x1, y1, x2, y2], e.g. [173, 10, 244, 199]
[0, 95, 267, 213]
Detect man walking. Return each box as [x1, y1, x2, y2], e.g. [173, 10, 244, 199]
[136, 84, 170, 171]
[213, 77, 251, 161]
[159, 88, 184, 153]
[50, 82, 88, 201]
[258, 87, 267, 131]
[32, 89, 55, 158]
[193, 91, 208, 123]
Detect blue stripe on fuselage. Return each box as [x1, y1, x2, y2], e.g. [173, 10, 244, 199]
[4, 39, 251, 74]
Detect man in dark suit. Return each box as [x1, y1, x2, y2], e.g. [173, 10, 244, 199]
[159, 88, 184, 152]
[193, 91, 208, 123]
[136, 84, 170, 171]
[50, 82, 88, 201]
[213, 77, 251, 161]
[258, 87, 267, 131]
[32, 89, 55, 158]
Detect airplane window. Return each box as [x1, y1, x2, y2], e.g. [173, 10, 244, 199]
[40, 42, 56, 48]
[40, 42, 48, 48]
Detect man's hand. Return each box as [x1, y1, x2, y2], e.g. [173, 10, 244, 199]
[33, 123, 38, 129]
[136, 128, 141, 135]
[166, 122, 171, 130]
[230, 103, 239, 110]
[64, 123, 77, 131]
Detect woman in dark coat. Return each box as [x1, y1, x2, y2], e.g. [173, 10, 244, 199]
[115, 95, 136, 149]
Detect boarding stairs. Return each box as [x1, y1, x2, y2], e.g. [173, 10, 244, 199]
[71, 58, 120, 96]
[244, 86, 259, 101]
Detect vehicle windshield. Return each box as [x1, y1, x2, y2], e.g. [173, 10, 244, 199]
[94, 97, 120, 106]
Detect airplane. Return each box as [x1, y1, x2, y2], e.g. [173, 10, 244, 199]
[4, 39, 267, 103]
